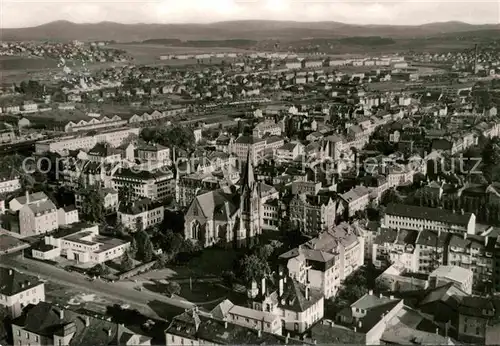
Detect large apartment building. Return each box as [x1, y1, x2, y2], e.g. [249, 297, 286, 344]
[280, 222, 365, 299]
[35, 127, 140, 154]
[231, 135, 266, 166]
[112, 168, 175, 201]
[384, 203, 476, 235]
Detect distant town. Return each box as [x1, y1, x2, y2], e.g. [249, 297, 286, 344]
[0, 18, 500, 346]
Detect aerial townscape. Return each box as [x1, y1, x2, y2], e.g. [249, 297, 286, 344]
[0, 3, 500, 346]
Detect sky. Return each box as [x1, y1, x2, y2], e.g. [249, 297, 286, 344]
[1, 0, 499, 28]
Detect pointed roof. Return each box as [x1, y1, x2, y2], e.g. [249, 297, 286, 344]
[241, 150, 255, 190]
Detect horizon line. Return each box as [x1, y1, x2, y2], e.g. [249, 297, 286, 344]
[3, 18, 499, 30]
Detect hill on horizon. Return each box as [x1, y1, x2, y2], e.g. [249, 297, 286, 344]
[2, 20, 499, 42]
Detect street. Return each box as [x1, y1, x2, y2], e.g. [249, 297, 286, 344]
[0, 253, 198, 319]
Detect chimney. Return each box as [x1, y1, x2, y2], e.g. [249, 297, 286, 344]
[379, 293, 383, 299]
[257, 329, 262, 337]
[436, 328, 439, 335]
[485, 236, 489, 247]
[261, 277, 266, 296]
[354, 326, 357, 332]
[279, 278, 284, 297]
[368, 289, 373, 295]
[85, 316, 90, 327]
[26, 190, 30, 204]
[59, 309, 64, 320]
[305, 285, 310, 300]
[9, 269, 12, 275]
[224, 320, 228, 329]
[285, 332, 290, 343]
[358, 320, 362, 328]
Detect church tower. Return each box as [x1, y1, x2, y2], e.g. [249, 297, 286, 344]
[238, 150, 261, 246]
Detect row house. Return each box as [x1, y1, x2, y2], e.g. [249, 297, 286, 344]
[166, 308, 305, 346]
[447, 233, 495, 291]
[12, 302, 151, 346]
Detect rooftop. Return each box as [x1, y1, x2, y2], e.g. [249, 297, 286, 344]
[0, 267, 43, 296]
[385, 204, 473, 226]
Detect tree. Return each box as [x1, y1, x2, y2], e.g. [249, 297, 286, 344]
[239, 254, 271, 285]
[88, 263, 110, 277]
[120, 252, 134, 271]
[79, 188, 105, 223]
[129, 237, 138, 258]
[166, 282, 181, 297]
[143, 237, 155, 262]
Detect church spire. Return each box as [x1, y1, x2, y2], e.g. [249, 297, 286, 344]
[242, 149, 255, 189]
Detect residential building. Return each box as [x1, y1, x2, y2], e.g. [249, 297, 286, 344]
[275, 142, 304, 162]
[429, 265, 473, 294]
[87, 143, 122, 163]
[384, 204, 476, 235]
[336, 292, 405, 344]
[280, 222, 365, 298]
[12, 302, 151, 346]
[446, 233, 495, 291]
[458, 296, 500, 344]
[118, 199, 165, 231]
[112, 168, 175, 201]
[32, 224, 129, 264]
[165, 308, 305, 346]
[0, 176, 21, 194]
[136, 143, 171, 165]
[250, 274, 324, 334]
[210, 299, 282, 335]
[253, 121, 282, 138]
[18, 199, 59, 237]
[0, 268, 45, 318]
[339, 185, 372, 218]
[289, 194, 336, 234]
[231, 135, 266, 166]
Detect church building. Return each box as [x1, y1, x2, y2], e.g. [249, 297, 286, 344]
[183, 151, 279, 247]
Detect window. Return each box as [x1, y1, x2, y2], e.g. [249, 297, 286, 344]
[17, 330, 20, 336]
[26, 333, 29, 339]
[35, 336, 39, 342]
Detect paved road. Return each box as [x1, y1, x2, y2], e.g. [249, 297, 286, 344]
[1, 254, 199, 319]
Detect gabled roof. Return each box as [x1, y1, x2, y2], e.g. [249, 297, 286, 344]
[0, 268, 43, 296]
[278, 278, 323, 313]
